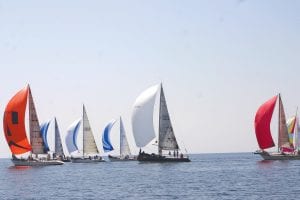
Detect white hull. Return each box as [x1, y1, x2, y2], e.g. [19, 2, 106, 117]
[256, 152, 300, 160]
[12, 159, 64, 166]
[71, 157, 105, 163]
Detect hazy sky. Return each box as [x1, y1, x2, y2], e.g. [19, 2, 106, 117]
[0, 0, 300, 158]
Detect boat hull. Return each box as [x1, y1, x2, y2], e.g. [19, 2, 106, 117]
[12, 159, 64, 166]
[256, 151, 300, 160]
[71, 157, 105, 163]
[137, 153, 190, 162]
[108, 155, 136, 162]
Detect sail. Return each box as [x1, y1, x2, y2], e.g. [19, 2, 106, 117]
[132, 84, 160, 147]
[120, 117, 131, 157]
[158, 85, 179, 151]
[102, 119, 116, 152]
[40, 121, 51, 152]
[65, 118, 81, 154]
[278, 95, 290, 149]
[54, 118, 64, 156]
[82, 105, 99, 155]
[296, 117, 300, 150]
[28, 87, 46, 154]
[254, 95, 277, 149]
[3, 86, 32, 155]
[286, 116, 296, 148]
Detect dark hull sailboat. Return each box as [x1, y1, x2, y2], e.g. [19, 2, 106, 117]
[132, 84, 190, 163]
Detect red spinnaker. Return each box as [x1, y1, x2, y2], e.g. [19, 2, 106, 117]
[3, 86, 32, 155]
[254, 95, 277, 149]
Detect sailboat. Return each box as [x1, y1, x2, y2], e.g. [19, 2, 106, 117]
[40, 118, 71, 162]
[132, 83, 190, 162]
[65, 105, 104, 163]
[102, 117, 136, 161]
[254, 94, 300, 160]
[3, 85, 64, 166]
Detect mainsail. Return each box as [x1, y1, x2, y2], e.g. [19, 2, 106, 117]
[102, 119, 116, 152]
[3, 86, 31, 155]
[54, 118, 64, 156]
[82, 105, 99, 155]
[40, 121, 51, 152]
[254, 95, 277, 149]
[65, 118, 81, 154]
[132, 84, 160, 147]
[120, 117, 131, 157]
[28, 87, 46, 154]
[158, 85, 179, 153]
[278, 95, 290, 149]
[286, 116, 296, 148]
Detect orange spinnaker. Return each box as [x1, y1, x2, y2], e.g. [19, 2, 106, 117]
[3, 86, 32, 155]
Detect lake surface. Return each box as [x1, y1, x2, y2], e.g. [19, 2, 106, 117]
[0, 153, 299, 200]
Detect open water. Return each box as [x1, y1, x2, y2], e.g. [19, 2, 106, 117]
[0, 153, 300, 200]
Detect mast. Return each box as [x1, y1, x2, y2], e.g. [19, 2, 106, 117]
[278, 94, 281, 152]
[82, 105, 85, 157]
[158, 84, 162, 156]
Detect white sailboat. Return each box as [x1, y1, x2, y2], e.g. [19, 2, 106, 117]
[3, 85, 64, 166]
[102, 117, 136, 161]
[132, 83, 190, 162]
[65, 105, 104, 163]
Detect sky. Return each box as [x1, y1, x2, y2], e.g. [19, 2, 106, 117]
[0, 0, 300, 158]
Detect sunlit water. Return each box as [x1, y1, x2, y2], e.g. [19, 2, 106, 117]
[0, 153, 299, 199]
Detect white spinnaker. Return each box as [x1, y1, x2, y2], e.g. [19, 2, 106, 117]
[120, 117, 131, 157]
[132, 84, 160, 147]
[65, 118, 81, 154]
[83, 105, 99, 155]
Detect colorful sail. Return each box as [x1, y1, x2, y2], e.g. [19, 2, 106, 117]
[102, 119, 116, 152]
[132, 84, 160, 147]
[3, 86, 31, 155]
[254, 95, 277, 149]
[120, 117, 131, 157]
[286, 116, 296, 147]
[28, 87, 46, 154]
[54, 118, 64, 156]
[158, 84, 179, 152]
[278, 95, 290, 149]
[65, 118, 81, 154]
[40, 120, 51, 152]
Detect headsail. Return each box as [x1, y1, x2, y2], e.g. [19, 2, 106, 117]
[40, 121, 51, 152]
[65, 118, 81, 154]
[3, 86, 31, 155]
[286, 116, 296, 148]
[102, 119, 117, 152]
[278, 95, 290, 149]
[82, 105, 99, 155]
[120, 117, 131, 157]
[132, 84, 160, 147]
[254, 95, 277, 149]
[28, 87, 46, 154]
[158, 85, 179, 153]
[54, 118, 64, 156]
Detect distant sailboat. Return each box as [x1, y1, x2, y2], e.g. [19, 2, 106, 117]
[3, 85, 64, 166]
[102, 117, 136, 161]
[65, 105, 104, 163]
[132, 83, 190, 162]
[254, 94, 300, 160]
[41, 117, 70, 162]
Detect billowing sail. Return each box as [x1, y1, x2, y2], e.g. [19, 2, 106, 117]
[254, 95, 277, 149]
[158, 85, 179, 151]
[65, 118, 81, 154]
[40, 121, 51, 152]
[3, 86, 31, 155]
[28, 87, 46, 154]
[132, 84, 160, 147]
[54, 118, 64, 156]
[286, 116, 296, 147]
[102, 119, 116, 152]
[120, 117, 131, 157]
[82, 105, 99, 154]
[278, 95, 290, 149]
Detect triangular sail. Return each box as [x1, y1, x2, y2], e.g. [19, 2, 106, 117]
[296, 117, 300, 151]
[158, 85, 179, 152]
[120, 117, 131, 157]
[54, 118, 64, 156]
[102, 119, 116, 152]
[65, 118, 81, 154]
[254, 95, 277, 149]
[28, 87, 46, 154]
[132, 84, 160, 147]
[83, 105, 99, 155]
[286, 116, 296, 148]
[3, 86, 32, 155]
[278, 95, 290, 149]
[40, 121, 51, 152]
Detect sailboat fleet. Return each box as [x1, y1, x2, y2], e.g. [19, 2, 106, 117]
[2, 83, 190, 166]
